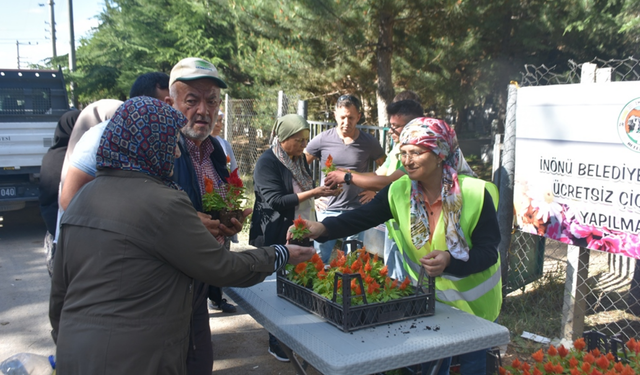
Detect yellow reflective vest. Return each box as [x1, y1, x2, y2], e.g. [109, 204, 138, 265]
[387, 174, 502, 321]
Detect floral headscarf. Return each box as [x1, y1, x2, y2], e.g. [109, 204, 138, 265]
[399, 117, 476, 261]
[96, 96, 187, 190]
[271, 114, 314, 191]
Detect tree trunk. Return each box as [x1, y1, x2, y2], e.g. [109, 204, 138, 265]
[376, 10, 394, 128]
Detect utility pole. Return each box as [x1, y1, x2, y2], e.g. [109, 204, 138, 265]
[16, 40, 38, 69]
[68, 0, 77, 107]
[49, 0, 57, 58]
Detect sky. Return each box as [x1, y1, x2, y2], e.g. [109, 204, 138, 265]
[0, 0, 105, 69]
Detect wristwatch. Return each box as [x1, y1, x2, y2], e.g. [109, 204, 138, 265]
[344, 172, 352, 185]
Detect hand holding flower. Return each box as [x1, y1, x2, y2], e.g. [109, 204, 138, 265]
[217, 208, 253, 237]
[324, 170, 346, 187]
[286, 244, 316, 265]
[287, 219, 327, 241]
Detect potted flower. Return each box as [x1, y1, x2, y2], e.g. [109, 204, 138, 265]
[202, 168, 247, 227]
[288, 215, 313, 247]
[322, 154, 338, 189]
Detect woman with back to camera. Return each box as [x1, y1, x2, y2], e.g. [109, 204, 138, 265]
[294, 117, 502, 375]
[249, 114, 339, 362]
[50, 97, 314, 375]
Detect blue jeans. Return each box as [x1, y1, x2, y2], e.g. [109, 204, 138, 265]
[421, 348, 488, 375]
[383, 228, 406, 281]
[421, 317, 499, 375]
[315, 210, 365, 263]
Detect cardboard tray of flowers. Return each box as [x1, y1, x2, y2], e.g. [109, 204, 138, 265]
[276, 249, 436, 332]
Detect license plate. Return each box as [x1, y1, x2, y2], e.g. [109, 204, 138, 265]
[0, 187, 17, 197]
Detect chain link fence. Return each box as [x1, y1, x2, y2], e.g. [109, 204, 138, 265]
[222, 92, 300, 179]
[504, 56, 640, 342]
[222, 92, 389, 185]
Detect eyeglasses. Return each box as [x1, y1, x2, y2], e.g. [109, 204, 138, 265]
[389, 125, 405, 134]
[396, 150, 430, 161]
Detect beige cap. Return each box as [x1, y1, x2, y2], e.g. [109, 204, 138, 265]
[169, 57, 228, 89]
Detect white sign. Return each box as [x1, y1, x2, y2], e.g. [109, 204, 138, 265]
[514, 81, 640, 258]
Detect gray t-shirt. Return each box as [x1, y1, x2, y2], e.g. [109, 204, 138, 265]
[306, 127, 385, 211]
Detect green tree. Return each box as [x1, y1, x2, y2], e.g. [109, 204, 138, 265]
[70, 0, 240, 105]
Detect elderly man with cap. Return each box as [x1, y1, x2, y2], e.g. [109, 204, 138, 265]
[165, 57, 248, 374]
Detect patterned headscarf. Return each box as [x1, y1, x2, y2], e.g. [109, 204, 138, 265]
[96, 96, 187, 190]
[399, 117, 476, 261]
[271, 114, 314, 191]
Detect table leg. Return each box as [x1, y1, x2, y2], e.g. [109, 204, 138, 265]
[276, 338, 311, 375]
[426, 359, 442, 375]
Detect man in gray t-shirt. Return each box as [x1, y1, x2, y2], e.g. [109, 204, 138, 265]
[305, 94, 385, 262]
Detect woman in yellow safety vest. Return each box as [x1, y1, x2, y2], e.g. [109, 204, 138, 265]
[296, 117, 501, 375]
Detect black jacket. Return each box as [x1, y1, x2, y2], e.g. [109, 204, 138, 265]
[39, 109, 80, 235]
[249, 148, 313, 246]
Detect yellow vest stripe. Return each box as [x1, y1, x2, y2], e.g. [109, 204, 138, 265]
[438, 268, 501, 302]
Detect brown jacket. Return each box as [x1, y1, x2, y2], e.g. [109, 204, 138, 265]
[50, 169, 276, 375]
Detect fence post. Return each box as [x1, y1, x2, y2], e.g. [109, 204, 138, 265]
[224, 93, 233, 145]
[297, 100, 308, 119]
[560, 62, 600, 340]
[581, 62, 597, 83]
[491, 133, 502, 186]
[497, 84, 518, 293]
[562, 246, 590, 340]
[596, 67, 612, 83]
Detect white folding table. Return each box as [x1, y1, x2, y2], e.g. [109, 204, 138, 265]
[225, 275, 509, 375]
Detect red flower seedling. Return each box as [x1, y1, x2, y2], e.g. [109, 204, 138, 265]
[202, 168, 247, 211]
[532, 349, 544, 363]
[204, 177, 214, 194]
[364, 261, 372, 273]
[290, 215, 312, 241]
[317, 269, 326, 280]
[294, 263, 307, 274]
[595, 355, 609, 370]
[557, 345, 569, 358]
[351, 259, 362, 272]
[399, 277, 411, 291]
[322, 154, 336, 173]
[380, 265, 388, 277]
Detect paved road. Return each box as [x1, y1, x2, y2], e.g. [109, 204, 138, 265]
[0, 205, 55, 363]
[0, 205, 317, 374]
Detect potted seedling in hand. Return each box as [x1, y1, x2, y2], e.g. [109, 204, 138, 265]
[288, 215, 313, 247]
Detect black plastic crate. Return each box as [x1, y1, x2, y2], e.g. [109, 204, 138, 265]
[276, 268, 436, 332]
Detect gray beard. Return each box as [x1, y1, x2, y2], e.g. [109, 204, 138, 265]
[182, 127, 209, 142]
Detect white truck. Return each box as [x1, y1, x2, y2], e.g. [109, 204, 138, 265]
[0, 68, 69, 211]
